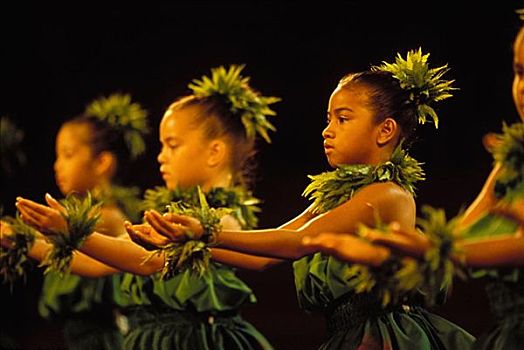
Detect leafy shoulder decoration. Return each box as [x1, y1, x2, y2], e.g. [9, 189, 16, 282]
[85, 93, 150, 159]
[490, 122, 524, 201]
[372, 48, 457, 128]
[97, 185, 143, 224]
[141, 185, 260, 229]
[188, 64, 280, 143]
[303, 145, 425, 214]
[40, 193, 102, 276]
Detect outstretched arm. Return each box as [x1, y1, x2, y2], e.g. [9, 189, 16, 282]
[302, 233, 391, 266]
[15, 195, 163, 276]
[146, 182, 415, 260]
[126, 214, 285, 271]
[458, 164, 501, 231]
[458, 234, 524, 267]
[78, 232, 164, 276]
[1, 218, 120, 277]
[358, 213, 523, 268]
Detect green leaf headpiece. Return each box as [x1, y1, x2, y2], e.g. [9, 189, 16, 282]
[188, 64, 280, 143]
[372, 48, 457, 128]
[85, 93, 150, 159]
[517, 8, 524, 21]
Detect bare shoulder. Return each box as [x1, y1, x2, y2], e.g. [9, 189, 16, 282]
[352, 182, 416, 227]
[221, 214, 242, 230]
[98, 205, 127, 237]
[355, 182, 415, 205]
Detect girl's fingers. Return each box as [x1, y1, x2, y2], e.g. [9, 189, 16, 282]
[145, 211, 181, 240]
[16, 197, 54, 216]
[45, 193, 65, 213]
[163, 212, 194, 226]
[17, 210, 42, 230]
[16, 202, 43, 224]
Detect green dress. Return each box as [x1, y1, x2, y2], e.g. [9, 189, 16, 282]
[38, 186, 142, 350]
[295, 147, 475, 349]
[39, 273, 123, 350]
[293, 253, 475, 349]
[120, 264, 272, 350]
[461, 215, 524, 350]
[460, 121, 523, 350]
[120, 186, 273, 350]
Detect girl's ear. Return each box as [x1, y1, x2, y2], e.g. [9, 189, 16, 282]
[207, 139, 227, 167]
[376, 117, 398, 145]
[95, 151, 117, 177]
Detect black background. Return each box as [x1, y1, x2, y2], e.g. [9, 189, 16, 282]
[1, 1, 523, 349]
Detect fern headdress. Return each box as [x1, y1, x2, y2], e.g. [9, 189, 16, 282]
[85, 93, 150, 159]
[372, 48, 457, 128]
[517, 8, 524, 21]
[188, 64, 280, 143]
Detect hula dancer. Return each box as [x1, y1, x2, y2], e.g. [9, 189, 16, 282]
[17, 65, 278, 350]
[330, 21, 524, 350]
[3, 93, 148, 349]
[135, 50, 476, 349]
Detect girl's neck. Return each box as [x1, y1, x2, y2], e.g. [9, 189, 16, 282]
[367, 143, 397, 165]
[90, 179, 113, 198]
[200, 170, 234, 192]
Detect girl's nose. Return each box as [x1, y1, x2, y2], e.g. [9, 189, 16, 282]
[322, 124, 334, 139]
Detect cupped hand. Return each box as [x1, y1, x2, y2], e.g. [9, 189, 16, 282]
[143, 210, 203, 242]
[15, 194, 67, 235]
[302, 233, 390, 266]
[358, 222, 431, 258]
[124, 221, 169, 250]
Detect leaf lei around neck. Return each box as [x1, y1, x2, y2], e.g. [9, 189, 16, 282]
[490, 122, 524, 202]
[303, 145, 425, 214]
[95, 185, 143, 224]
[141, 185, 260, 229]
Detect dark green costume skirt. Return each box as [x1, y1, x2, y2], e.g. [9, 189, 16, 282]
[121, 306, 273, 350]
[63, 308, 123, 350]
[473, 280, 524, 350]
[39, 272, 122, 350]
[319, 293, 475, 350]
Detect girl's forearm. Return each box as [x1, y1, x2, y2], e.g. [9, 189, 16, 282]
[29, 238, 120, 277]
[80, 232, 164, 275]
[218, 228, 317, 260]
[457, 234, 524, 267]
[210, 248, 283, 271]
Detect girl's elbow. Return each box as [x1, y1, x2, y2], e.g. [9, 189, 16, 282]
[255, 258, 281, 271]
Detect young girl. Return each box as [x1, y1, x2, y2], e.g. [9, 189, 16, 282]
[305, 24, 524, 350]
[131, 50, 476, 349]
[2, 93, 148, 349]
[16, 65, 278, 350]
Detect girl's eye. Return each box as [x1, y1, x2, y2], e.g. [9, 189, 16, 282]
[338, 115, 349, 123]
[515, 65, 524, 77]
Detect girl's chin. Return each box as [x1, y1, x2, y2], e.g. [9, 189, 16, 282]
[57, 185, 69, 196]
[325, 157, 339, 168]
